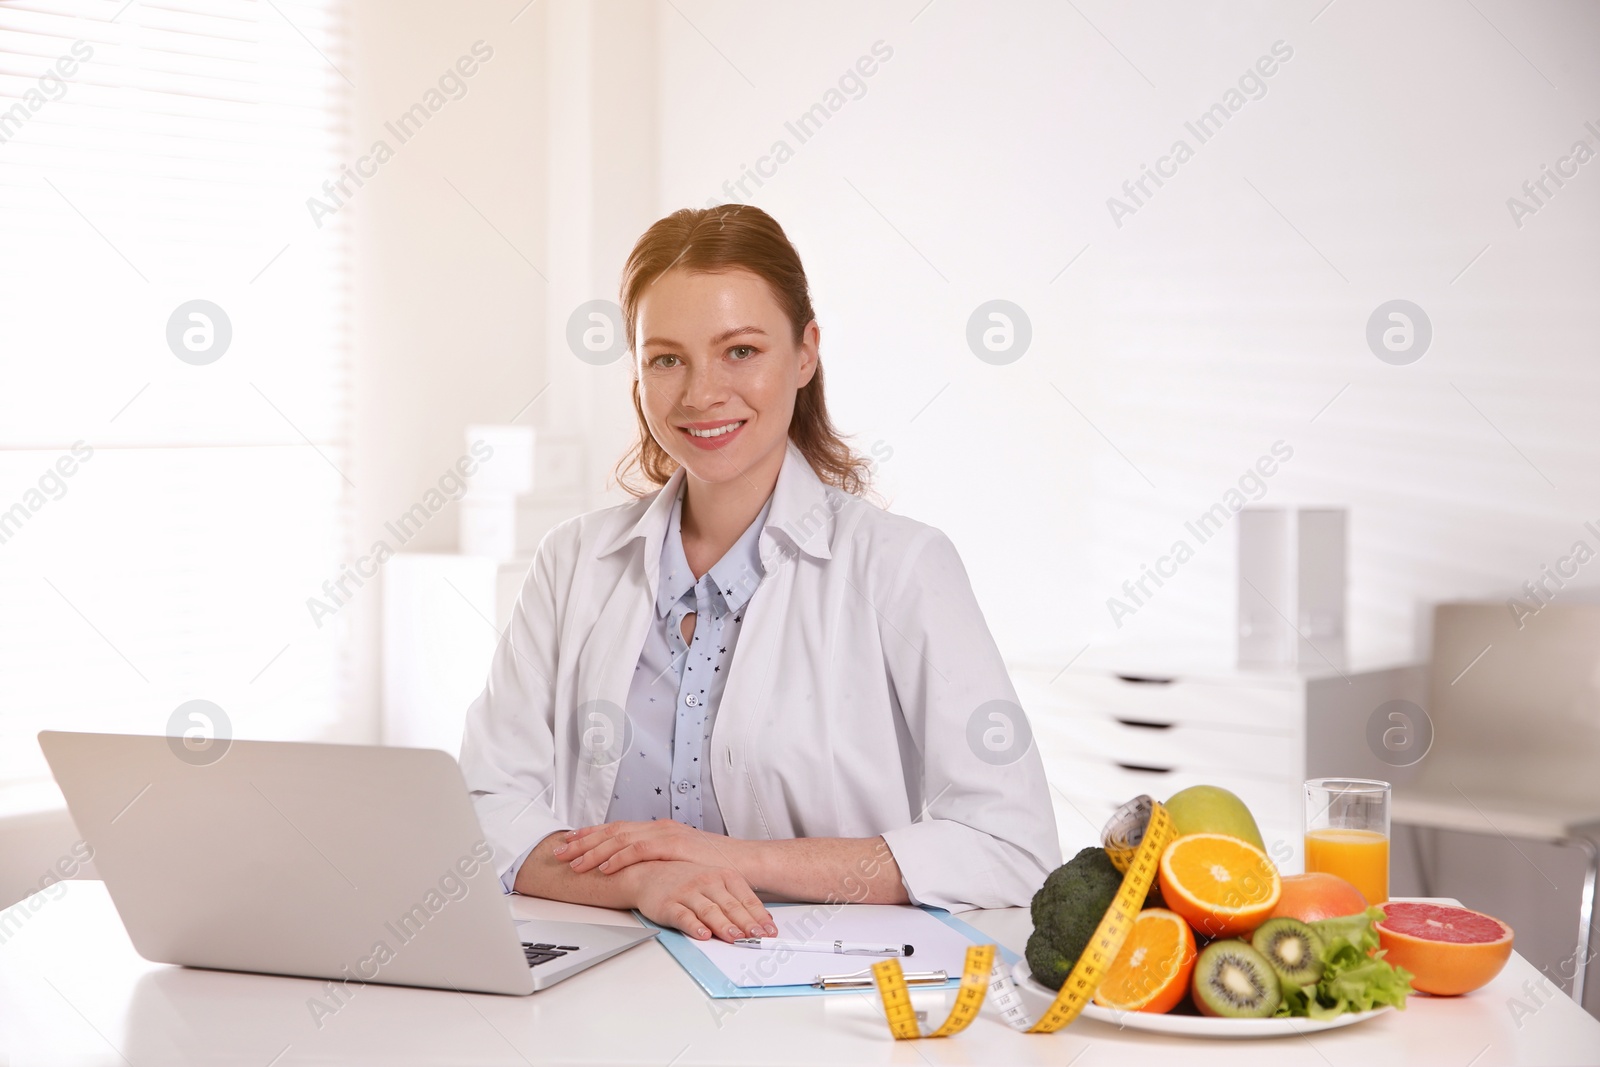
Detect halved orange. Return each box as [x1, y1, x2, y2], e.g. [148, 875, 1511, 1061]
[1158, 833, 1281, 939]
[1092, 907, 1197, 1014]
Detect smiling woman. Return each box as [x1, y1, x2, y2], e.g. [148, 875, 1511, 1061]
[459, 205, 1061, 945]
[615, 206, 867, 500]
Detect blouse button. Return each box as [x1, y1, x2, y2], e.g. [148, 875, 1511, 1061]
[676, 780, 690, 794]
[685, 693, 700, 708]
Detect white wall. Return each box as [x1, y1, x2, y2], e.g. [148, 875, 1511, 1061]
[346, 0, 550, 740]
[348, 0, 666, 741]
[650, 0, 1600, 672]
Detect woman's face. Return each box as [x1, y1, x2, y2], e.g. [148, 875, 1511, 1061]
[634, 267, 818, 489]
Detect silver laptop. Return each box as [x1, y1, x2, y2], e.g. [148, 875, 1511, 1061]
[38, 731, 656, 995]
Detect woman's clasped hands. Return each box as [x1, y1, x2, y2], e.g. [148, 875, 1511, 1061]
[556, 820, 778, 943]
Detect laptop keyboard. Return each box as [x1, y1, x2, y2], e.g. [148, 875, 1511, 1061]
[522, 941, 581, 968]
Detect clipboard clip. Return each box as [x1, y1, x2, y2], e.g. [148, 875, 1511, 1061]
[811, 966, 949, 989]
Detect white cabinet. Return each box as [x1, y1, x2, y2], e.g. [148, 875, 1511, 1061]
[382, 554, 532, 754]
[1008, 657, 1424, 874]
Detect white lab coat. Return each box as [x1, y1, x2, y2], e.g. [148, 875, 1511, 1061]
[458, 442, 1061, 911]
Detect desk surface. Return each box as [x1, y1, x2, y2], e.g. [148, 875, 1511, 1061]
[3, 882, 1597, 1066]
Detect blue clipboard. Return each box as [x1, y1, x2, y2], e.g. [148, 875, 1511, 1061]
[635, 903, 1020, 998]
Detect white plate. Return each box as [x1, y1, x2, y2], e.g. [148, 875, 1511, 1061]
[1010, 961, 1394, 1039]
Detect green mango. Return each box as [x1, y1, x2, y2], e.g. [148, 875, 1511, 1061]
[1165, 785, 1267, 852]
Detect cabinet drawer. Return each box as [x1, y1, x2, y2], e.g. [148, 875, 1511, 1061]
[1016, 670, 1301, 731]
[1032, 710, 1301, 777]
[1039, 754, 1301, 829]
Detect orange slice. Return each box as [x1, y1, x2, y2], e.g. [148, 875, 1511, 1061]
[1158, 833, 1282, 939]
[1092, 908, 1198, 1013]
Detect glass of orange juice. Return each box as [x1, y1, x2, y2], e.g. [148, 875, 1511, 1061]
[1304, 778, 1390, 905]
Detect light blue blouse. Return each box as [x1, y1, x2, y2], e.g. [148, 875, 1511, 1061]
[605, 486, 772, 832]
[499, 485, 772, 890]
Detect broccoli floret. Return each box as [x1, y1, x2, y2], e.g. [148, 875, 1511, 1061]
[1025, 929, 1077, 990]
[1025, 846, 1124, 990]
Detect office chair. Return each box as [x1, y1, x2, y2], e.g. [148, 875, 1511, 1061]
[1393, 601, 1600, 1013]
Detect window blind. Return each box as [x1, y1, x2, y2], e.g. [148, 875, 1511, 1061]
[0, 0, 351, 785]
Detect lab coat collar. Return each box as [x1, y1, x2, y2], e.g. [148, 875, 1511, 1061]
[656, 487, 772, 619]
[595, 442, 835, 579]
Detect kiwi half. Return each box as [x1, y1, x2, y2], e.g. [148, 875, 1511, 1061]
[1192, 940, 1282, 1018]
[1251, 917, 1325, 987]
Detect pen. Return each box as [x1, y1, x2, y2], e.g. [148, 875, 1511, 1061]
[732, 938, 914, 957]
[812, 967, 948, 989]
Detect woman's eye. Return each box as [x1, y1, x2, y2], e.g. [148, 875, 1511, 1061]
[729, 345, 756, 360]
[649, 354, 680, 369]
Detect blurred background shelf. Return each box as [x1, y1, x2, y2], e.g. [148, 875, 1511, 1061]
[382, 554, 533, 755]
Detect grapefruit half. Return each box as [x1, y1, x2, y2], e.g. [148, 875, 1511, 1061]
[1376, 901, 1513, 996]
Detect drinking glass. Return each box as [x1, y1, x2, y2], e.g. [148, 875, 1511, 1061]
[1304, 777, 1390, 905]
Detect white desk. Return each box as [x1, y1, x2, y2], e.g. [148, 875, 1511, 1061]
[4, 882, 1598, 1065]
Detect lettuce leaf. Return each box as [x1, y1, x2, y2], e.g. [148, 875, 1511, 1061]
[1273, 906, 1414, 1019]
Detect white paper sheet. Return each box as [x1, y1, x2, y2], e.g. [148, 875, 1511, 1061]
[690, 904, 980, 988]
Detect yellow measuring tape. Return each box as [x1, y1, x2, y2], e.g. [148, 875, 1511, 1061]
[871, 796, 1176, 1038]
